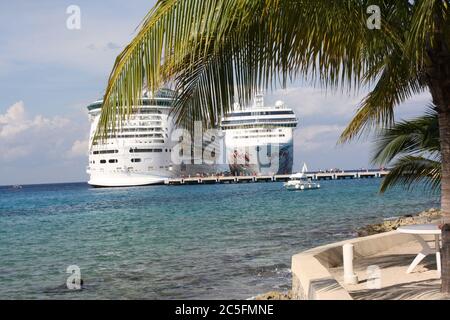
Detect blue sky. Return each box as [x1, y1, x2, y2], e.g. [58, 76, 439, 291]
[0, 1, 432, 185]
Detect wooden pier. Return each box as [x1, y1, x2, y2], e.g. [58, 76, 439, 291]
[164, 170, 389, 185]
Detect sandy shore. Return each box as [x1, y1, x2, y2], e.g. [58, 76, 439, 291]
[255, 207, 441, 300]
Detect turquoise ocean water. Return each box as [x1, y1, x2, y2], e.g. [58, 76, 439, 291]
[0, 179, 439, 299]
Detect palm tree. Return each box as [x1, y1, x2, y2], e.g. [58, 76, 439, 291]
[372, 107, 441, 193]
[97, 1, 450, 292]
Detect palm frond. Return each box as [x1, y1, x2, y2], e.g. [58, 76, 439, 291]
[372, 106, 440, 165]
[370, 104, 441, 193]
[380, 155, 441, 193]
[405, 0, 450, 68]
[96, 0, 264, 140]
[96, 0, 406, 137]
[339, 49, 426, 143]
[96, 0, 444, 144]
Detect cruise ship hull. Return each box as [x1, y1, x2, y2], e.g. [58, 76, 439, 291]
[88, 173, 168, 187]
[226, 142, 294, 176]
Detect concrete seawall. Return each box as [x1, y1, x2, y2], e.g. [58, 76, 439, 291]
[291, 231, 423, 300]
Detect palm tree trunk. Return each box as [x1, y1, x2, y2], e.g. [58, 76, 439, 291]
[428, 80, 450, 294]
[428, 64, 450, 293]
[439, 110, 450, 219]
[427, 79, 450, 292]
[426, 7, 450, 291]
[438, 109, 450, 293]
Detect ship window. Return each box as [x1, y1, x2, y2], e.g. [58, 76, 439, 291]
[100, 160, 106, 164]
[140, 100, 172, 107]
[93, 150, 118, 155]
[131, 158, 141, 163]
[224, 110, 294, 117]
[129, 148, 163, 153]
[221, 118, 296, 125]
[107, 133, 166, 139]
[109, 159, 118, 163]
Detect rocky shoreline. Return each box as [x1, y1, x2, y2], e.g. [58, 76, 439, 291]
[255, 208, 441, 300]
[356, 208, 441, 237]
[253, 291, 292, 300]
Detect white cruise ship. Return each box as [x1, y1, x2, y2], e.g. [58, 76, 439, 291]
[86, 89, 225, 187]
[86, 89, 177, 187]
[220, 94, 298, 176]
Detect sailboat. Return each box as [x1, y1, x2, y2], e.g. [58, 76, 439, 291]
[284, 163, 320, 191]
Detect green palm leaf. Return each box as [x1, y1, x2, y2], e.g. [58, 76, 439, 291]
[96, 0, 449, 141]
[372, 106, 440, 164]
[372, 107, 441, 193]
[379, 155, 441, 193]
[97, 0, 436, 138]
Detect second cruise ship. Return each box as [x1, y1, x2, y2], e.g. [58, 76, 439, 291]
[221, 94, 298, 176]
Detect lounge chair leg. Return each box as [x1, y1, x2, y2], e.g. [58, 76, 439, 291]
[436, 234, 441, 277]
[436, 251, 442, 277]
[407, 252, 427, 274]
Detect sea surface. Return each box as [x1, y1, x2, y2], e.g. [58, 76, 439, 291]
[0, 179, 439, 299]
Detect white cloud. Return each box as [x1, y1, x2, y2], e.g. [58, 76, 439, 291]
[395, 91, 432, 120]
[265, 87, 432, 168]
[0, 101, 70, 140]
[0, 4, 149, 77]
[268, 86, 432, 122]
[66, 139, 89, 158]
[0, 101, 87, 163]
[1, 145, 32, 161]
[295, 124, 345, 152]
[268, 87, 364, 118]
[0, 101, 27, 137]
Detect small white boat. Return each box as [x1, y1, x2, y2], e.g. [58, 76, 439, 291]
[284, 163, 320, 191]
